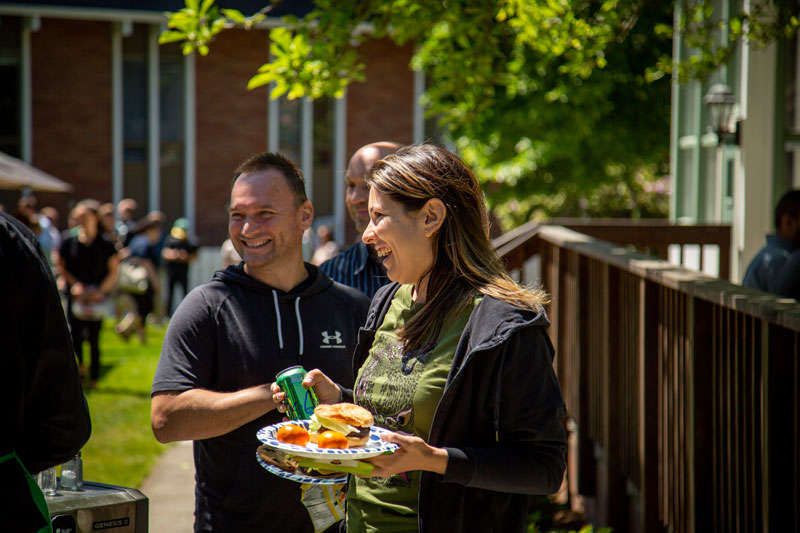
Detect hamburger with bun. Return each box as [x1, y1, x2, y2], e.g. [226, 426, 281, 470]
[309, 403, 373, 448]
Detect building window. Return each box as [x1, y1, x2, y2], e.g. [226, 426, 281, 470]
[278, 96, 302, 165]
[117, 24, 186, 225]
[159, 41, 185, 223]
[271, 95, 343, 241]
[122, 23, 150, 211]
[0, 16, 21, 158]
[312, 98, 335, 220]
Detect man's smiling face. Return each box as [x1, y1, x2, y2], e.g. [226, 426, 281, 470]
[228, 168, 310, 273]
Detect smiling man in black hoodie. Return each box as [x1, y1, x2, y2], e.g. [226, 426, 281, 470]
[150, 153, 369, 532]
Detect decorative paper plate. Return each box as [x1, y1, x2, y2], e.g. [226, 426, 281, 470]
[255, 450, 347, 485]
[256, 420, 399, 460]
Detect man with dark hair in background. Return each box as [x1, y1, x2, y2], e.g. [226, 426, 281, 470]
[1, 210, 91, 531]
[115, 198, 139, 247]
[150, 152, 369, 532]
[320, 141, 401, 298]
[162, 217, 198, 317]
[743, 189, 800, 296]
[122, 212, 165, 343]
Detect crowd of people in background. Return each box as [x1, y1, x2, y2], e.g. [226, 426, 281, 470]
[3, 192, 197, 387]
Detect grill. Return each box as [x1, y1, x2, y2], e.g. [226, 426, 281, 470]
[45, 482, 148, 533]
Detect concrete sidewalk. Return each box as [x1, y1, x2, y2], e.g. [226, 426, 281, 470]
[140, 440, 195, 532]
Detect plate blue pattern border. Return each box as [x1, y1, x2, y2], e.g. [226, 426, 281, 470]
[255, 451, 347, 485]
[256, 420, 399, 460]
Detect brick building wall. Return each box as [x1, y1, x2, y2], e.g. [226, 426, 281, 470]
[31, 18, 113, 219]
[195, 28, 269, 246]
[9, 15, 416, 245]
[344, 37, 415, 243]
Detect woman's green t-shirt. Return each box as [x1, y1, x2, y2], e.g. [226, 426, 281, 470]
[346, 284, 481, 533]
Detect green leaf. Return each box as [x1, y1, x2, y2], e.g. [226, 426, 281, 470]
[200, 0, 215, 15]
[222, 9, 246, 25]
[244, 13, 266, 29]
[270, 27, 292, 48]
[287, 82, 305, 99]
[269, 82, 288, 99]
[247, 72, 276, 90]
[159, 30, 186, 44]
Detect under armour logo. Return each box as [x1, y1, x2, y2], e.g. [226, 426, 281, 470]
[320, 330, 345, 349]
[322, 331, 342, 344]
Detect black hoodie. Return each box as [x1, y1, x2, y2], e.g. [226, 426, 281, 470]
[152, 263, 369, 531]
[2, 212, 91, 531]
[344, 282, 567, 533]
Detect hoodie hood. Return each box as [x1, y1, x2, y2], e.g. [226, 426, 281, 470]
[211, 262, 334, 355]
[212, 262, 332, 301]
[466, 295, 551, 359]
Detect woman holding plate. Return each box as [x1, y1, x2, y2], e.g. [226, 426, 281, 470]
[274, 144, 567, 533]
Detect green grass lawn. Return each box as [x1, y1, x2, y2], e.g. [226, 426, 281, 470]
[79, 319, 171, 489]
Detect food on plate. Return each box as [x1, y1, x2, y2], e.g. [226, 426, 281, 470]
[257, 445, 299, 473]
[256, 445, 343, 479]
[316, 430, 349, 449]
[276, 423, 311, 446]
[309, 403, 374, 448]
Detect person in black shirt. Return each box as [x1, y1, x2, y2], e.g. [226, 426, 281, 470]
[151, 152, 369, 532]
[55, 199, 119, 388]
[320, 142, 401, 299]
[1, 211, 91, 532]
[161, 217, 198, 316]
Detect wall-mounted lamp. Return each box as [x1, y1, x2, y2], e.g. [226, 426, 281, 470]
[703, 83, 740, 145]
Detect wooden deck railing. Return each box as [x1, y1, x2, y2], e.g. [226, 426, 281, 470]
[493, 224, 800, 533]
[497, 219, 732, 279]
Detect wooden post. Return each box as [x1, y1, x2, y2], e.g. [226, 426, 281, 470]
[577, 255, 597, 498]
[689, 297, 714, 533]
[637, 278, 660, 532]
[765, 324, 798, 531]
[601, 265, 628, 529]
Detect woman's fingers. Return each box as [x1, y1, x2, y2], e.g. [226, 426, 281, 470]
[302, 368, 341, 404]
[362, 431, 448, 477]
[379, 431, 415, 445]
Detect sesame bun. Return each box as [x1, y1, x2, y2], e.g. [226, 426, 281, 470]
[314, 403, 374, 428]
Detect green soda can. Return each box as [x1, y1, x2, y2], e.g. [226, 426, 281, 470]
[275, 365, 319, 420]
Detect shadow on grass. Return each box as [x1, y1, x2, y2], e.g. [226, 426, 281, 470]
[78, 362, 116, 384]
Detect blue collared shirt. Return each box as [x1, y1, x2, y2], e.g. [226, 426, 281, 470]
[319, 241, 388, 300]
[742, 234, 797, 293]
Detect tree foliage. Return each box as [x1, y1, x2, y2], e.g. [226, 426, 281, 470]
[161, 1, 791, 226]
[652, 0, 800, 83]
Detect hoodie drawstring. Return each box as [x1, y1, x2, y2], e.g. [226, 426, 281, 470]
[272, 291, 304, 357]
[295, 297, 304, 356]
[272, 291, 284, 350]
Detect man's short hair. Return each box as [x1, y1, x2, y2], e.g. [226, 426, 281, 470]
[775, 189, 800, 229]
[139, 211, 166, 232]
[98, 203, 114, 218]
[118, 198, 137, 213]
[232, 152, 308, 206]
[76, 199, 100, 215]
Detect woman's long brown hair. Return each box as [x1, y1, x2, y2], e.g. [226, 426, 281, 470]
[368, 144, 548, 355]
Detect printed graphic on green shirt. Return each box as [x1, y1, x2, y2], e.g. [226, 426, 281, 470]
[347, 285, 481, 532]
[356, 341, 420, 435]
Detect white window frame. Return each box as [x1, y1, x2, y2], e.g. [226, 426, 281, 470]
[20, 16, 38, 163]
[267, 92, 347, 246]
[112, 21, 196, 231]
